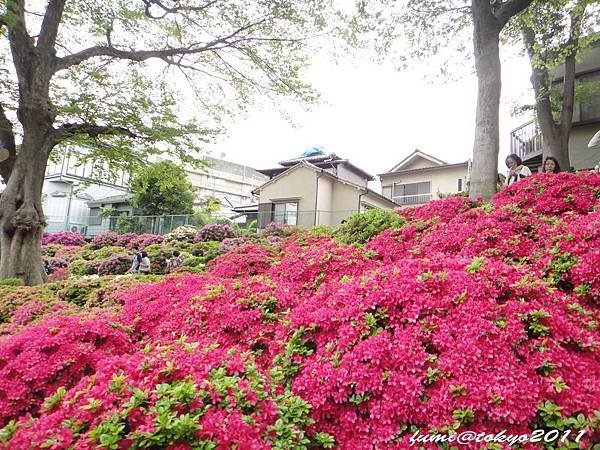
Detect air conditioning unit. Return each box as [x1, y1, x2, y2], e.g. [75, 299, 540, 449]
[69, 224, 87, 235]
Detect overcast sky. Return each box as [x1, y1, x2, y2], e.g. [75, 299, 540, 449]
[204, 48, 535, 178]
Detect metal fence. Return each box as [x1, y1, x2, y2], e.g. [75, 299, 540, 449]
[45, 209, 370, 236]
[45, 213, 244, 236]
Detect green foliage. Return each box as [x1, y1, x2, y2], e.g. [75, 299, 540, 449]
[546, 248, 578, 285]
[270, 326, 316, 387]
[310, 225, 334, 236]
[182, 256, 204, 269]
[466, 256, 486, 273]
[68, 259, 93, 276]
[1, 0, 358, 188]
[509, 0, 600, 144]
[523, 309, 552, 338]
[191, 241, 222, 263]
[98, 207, 119, 219]
[334, 209, 405, 245]
[115, 215, 146, 234]
[130, 161, 196, 216]
[452, 408, 475, 427]
[0, 278, 23, 287]
[85, 349, 331, 449]
[199, 196, 222, 214]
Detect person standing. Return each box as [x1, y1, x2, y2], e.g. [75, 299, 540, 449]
[505, 154, 532, 186]
[130, 251, 142, 273]
[138, 251, 152, 274]
[165, 251, 183, 274]
[543, 156, 561, 174]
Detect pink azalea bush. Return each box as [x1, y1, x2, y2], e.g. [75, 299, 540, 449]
[41, 232, 85, 247]
[126, 233, 164, 250]
[96, 254, 133, 276]
[90, 231, 120, 249]
[1, 172, 599, 448]
[194, 223, 236, 242]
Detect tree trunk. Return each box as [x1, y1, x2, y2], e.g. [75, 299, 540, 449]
[521, 5, 582, 173]
[526, 46, 575, 173]
[469, 5, 502, 201]
[0, 131, 51, 285]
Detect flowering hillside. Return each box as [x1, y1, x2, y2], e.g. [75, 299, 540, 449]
[0, 172, 599, 449]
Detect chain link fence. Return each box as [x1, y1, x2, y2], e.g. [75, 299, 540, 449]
[45, 209, 364, 237]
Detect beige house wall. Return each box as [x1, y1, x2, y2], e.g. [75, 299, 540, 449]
[336, 165, 369, 186]
[381, 165, 469, 204]
[569, 124, 600, 170]
[257, 166, 317, 228]
[400, 158, 438, 171]
[362, 193, 398, 210]
[257, 165, 396, 228]
[315, 176, 334, 226]
[381, 185, 393, 199]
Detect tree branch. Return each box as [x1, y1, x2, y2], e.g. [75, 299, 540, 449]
[495, 0, 533, 27]
[6, 0, 36, 75]
[141, 0, 220, 19]
[54, 122, 139, 143]
[54, 15, 270, 72]
[521, 24, 558, 143]
[0, 103, 16, 183]
[37, 0, 66, 51]
[560, 6, 584, 137]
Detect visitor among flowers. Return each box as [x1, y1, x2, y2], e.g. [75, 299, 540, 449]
[129, 251, 142, 273]
[165, 251, 183, 273]
[543, 156, 561, 174]
[137, 251, 151, 274]
[505, 153, 532, 185]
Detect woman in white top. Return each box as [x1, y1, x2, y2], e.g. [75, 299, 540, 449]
[138, 251, 151, 274]
[505, 154, 532, 186]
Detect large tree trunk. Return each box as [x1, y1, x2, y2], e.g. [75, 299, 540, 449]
[0, 0, 59, 285]
[0, 131, 51, 285]
[527, 56, 574, 172]
[469, 4, 502, 201]
[528, 55, 569, 171]
[521, 5, 582, 173]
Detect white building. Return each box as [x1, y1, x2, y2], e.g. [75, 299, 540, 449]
[39, 149, 267, 234]
[185, 156, 268, 214]
[43, 150, 130, 233]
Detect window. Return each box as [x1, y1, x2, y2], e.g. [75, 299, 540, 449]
[392, 182, 432, 205]
[577, 71, 600, 122]
[457, 178, 463, 192]
[273, 202, 298, 225]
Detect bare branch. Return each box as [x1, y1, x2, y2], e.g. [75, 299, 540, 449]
[55, 14, 271, 72]
[54, 122, 139, 143]
[37, 0, 66, 51]
[0, 103, 16, 183]
[495, 0, 534, 26]
[141, 0, 220, 19]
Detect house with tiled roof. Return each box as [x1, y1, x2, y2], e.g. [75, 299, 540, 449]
[236, 147, 397, 228]
[379, 150, 470, 206]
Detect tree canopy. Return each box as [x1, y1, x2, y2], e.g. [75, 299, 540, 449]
[129, 160, 196, 216]
[511, 0, 600, 170]
[0, 0, 357, 284]
[357, 0, 533, 200]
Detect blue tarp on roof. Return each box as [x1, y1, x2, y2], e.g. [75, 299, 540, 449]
[301, 146, 326, 157]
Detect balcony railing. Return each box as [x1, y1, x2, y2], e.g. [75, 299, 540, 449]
[510, 120, 543, 161]
[392, 193, 432, 205]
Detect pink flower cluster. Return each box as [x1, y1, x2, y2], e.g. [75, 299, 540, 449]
[41, 232, 85, 247]
[1, 172, 599, 448]
[193, 223, 236, 243]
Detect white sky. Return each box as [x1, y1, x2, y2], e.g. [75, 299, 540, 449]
[204, 48, 535, 178]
